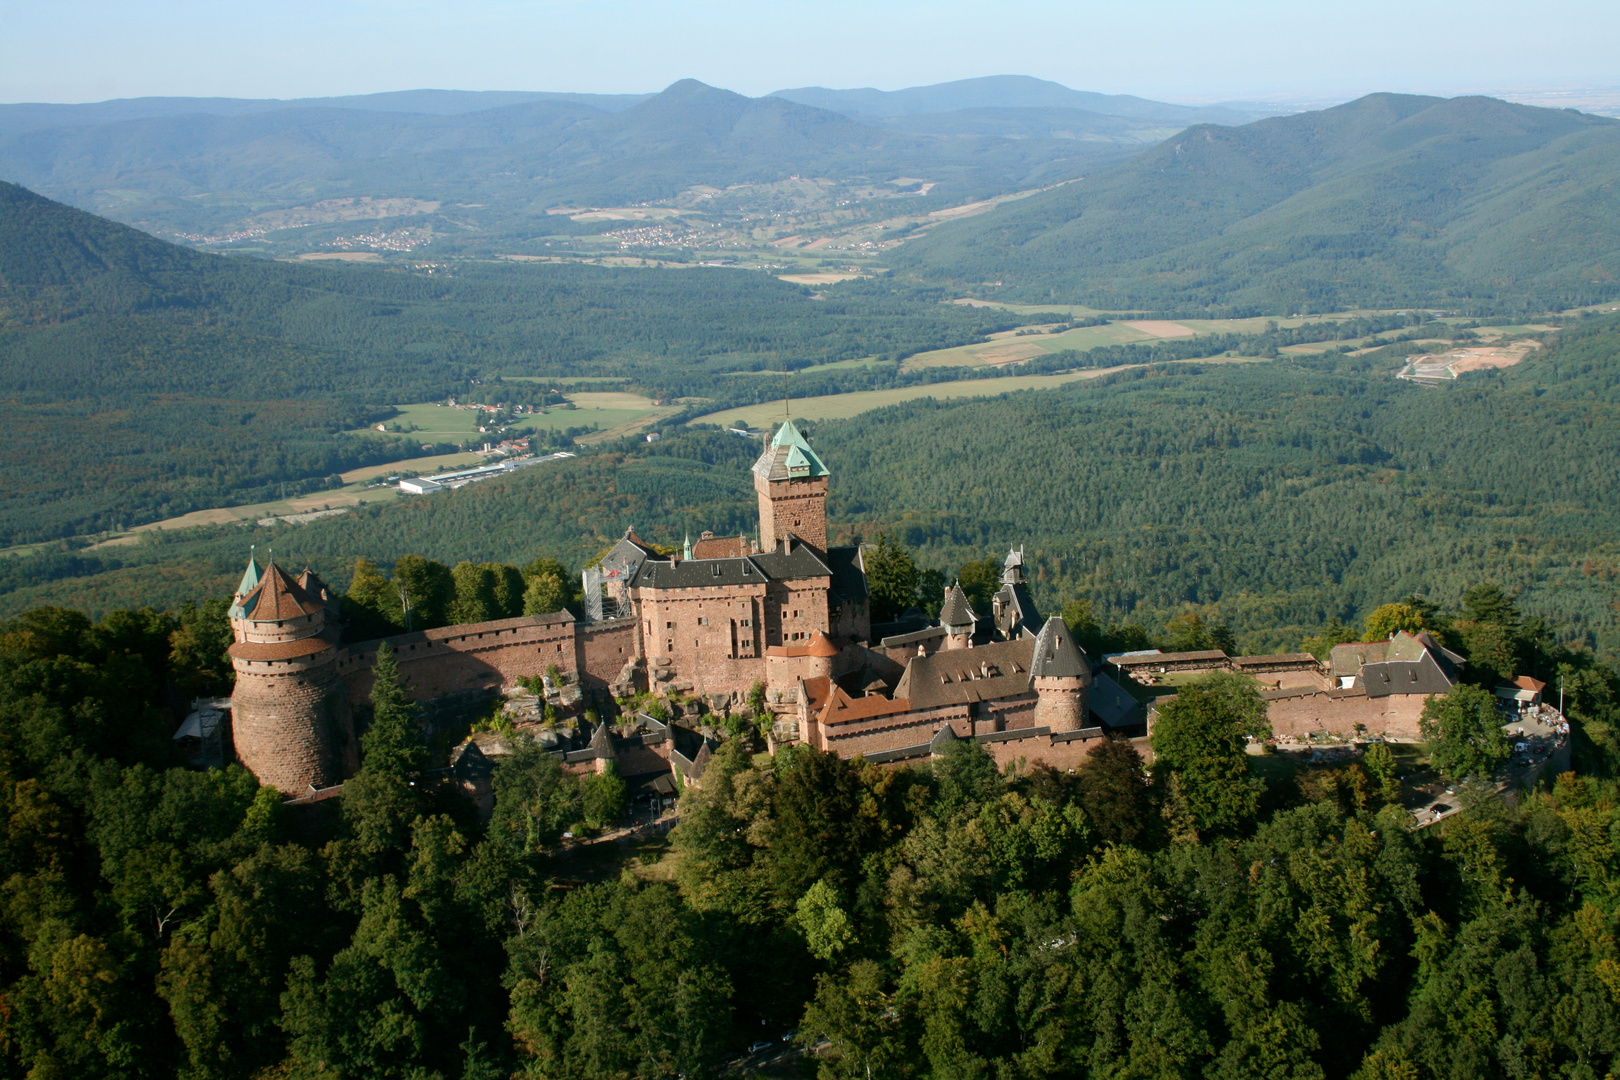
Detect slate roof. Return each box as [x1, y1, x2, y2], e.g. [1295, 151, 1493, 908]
[1330, 641, 1390, 678]
[1029, 617, 1089, 680]
[631, 555, 764, 590]
[750, 540, 834, 582]
[881, 625, 947, 649]
[824, 546, 869, 606]
[939, 583, 978, 630]
[753, 419, 830, 482]
[993, 580, 1044, 640]
[1089, 673, 1143, 730]
[627, 537, 847, 593]
[892, 638, 1036, 710]
[929, 723, 959, 748]
[1337, 631, 1464, 698]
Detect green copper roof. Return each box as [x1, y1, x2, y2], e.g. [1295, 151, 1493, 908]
[227, 555, 260, 619]
[771, 419, 829, 478]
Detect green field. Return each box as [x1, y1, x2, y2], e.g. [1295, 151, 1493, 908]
[903, 322, 1157, 369]
[353, 393, 680, 443]
[690, 357, 1267, 428]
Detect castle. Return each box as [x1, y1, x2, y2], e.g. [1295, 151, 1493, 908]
[219, 419, 1145, 796]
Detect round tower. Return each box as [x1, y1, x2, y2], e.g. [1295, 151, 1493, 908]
[1029, 616, 1092, 732]
[228, 559, 351, 794]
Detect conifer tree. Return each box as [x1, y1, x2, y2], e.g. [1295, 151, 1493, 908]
[362, 642, 425, 778]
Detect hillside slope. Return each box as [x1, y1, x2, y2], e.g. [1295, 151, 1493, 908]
[0, 80, 1130, 243]
[0, 184, 1015, 542]
[770, 75, 1261, 124]
[894, 94, 1620, 312]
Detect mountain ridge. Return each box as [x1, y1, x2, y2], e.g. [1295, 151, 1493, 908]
[894, 92, 1620, 312]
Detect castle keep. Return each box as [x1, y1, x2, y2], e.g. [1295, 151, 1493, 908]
[222, 420, 1140, 795]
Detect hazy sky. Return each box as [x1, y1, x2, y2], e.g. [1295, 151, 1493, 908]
[3, 0, 1616, 104]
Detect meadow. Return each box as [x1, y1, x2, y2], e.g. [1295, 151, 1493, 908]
[690, 356, 1266, 428]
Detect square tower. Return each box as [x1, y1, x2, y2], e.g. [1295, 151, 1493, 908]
[753, 419, 830, 551]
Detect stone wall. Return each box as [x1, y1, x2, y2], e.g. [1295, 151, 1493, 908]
[1265, 688, 1429, 740]
[636, 583, 767, 698]
[232, 657, 350, 794]
[337, 614, 578, 706]
[577, 618, 640, 690]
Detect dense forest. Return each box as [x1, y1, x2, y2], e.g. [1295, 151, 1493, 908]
[0, 569, 1618, 1079]
[6, 313, 1617, 675]
[896, 94, 1620, 313]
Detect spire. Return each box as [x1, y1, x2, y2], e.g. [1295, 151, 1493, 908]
[1030, 616, 1090, 680]
[682, 531, 692, 560]
[1002, 545, 1026, 585]
[939, 582, 977, 631]
[228, 550, 261, 619]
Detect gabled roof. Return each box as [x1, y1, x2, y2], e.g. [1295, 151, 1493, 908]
[939, 583, 977, 630]
[753, 419, 830, 481]
[824, 546, 868, 606]
[893, 638, 1036, 710]
[237, 562, 325, 622]
[750, 540, 833, 582]
[1002, 546, 1026, 585]
[1029, 617, 1089, 680]
[692, 535, 750, 560]
[992, 580, 1043, 640]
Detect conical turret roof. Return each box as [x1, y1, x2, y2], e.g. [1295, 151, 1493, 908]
[939, 583, 977, 630]
[237, 562, 325, 622]
[1030, 616, 1090, 681]
[228, 554, 261, 619]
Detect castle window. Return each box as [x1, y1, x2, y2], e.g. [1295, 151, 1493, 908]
[698, 617, 708, 626]
[740, 618, 752, 627]
[712, 564, 722, 577]
[665, 621, 674, 629]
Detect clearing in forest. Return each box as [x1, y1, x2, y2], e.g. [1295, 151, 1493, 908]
[1397, 342, 1538, 383]
[690, 356, 1265, 428]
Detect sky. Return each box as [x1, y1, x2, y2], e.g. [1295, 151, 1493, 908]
[3, 0, 1617, 105]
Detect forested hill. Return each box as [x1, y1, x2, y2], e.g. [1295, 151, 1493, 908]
[895, 93, 1620, 313]
[10, 314, 1620, 666]
[0, 79, 1129, 242]
[0, 183, 1017, 543]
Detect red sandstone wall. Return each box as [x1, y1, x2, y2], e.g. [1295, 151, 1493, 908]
[233, 662, 345, 794]
[339, 618, 577, 706]
[1266, 691, 1428, 740]
[638, 584, 767, 698]
[578, 619, 639, 689]
[984, 733, 1154, 773]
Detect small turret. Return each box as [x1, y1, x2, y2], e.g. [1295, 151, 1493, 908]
[940, 582, 977, 650]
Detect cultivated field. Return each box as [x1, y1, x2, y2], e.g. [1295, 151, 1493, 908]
[690, 357, 1265, 428]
